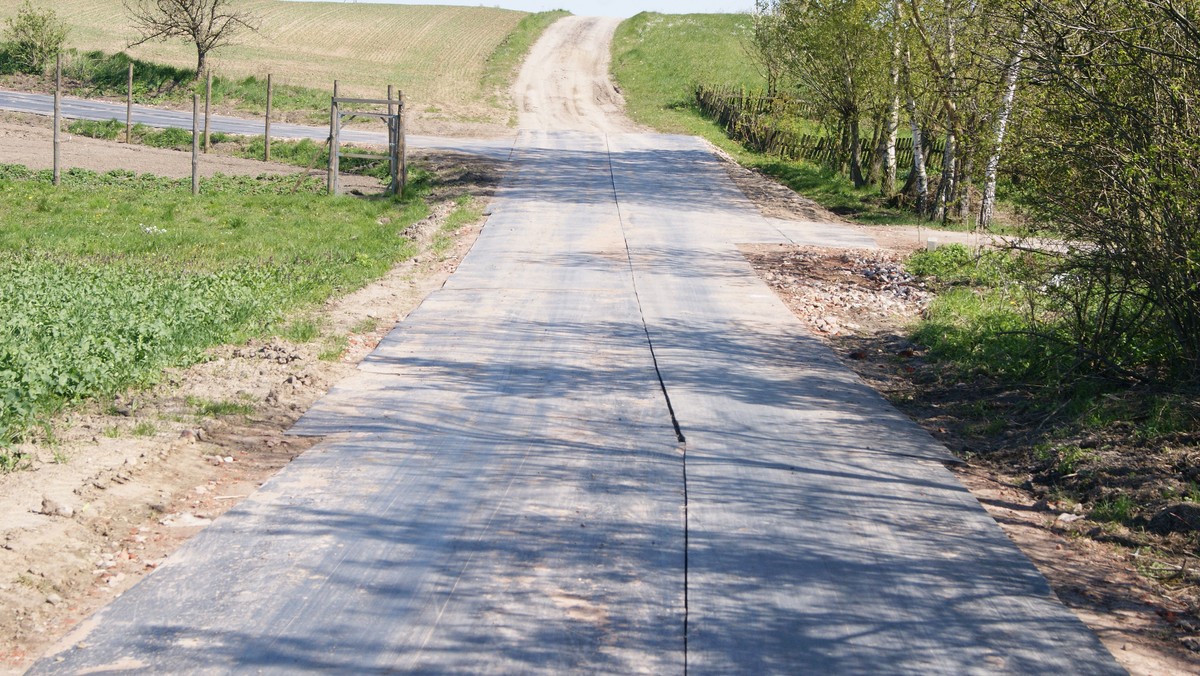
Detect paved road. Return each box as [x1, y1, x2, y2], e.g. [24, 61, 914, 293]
[0, 89, 515, 161]
[29, 17, 1122, 675]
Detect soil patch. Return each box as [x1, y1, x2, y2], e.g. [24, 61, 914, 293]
[0, 143, 504, 674]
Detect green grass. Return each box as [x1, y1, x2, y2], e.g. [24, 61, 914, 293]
[318, 335, 349, 362]
[0, 163, 429, 445]
[189, 397, 255, 418]
[613, 13, 764, 137]
[67, 118, 234, 150]
[350, 317, 381, 334]
[1091, 494, 1135, 523]
[131, 421, 157, 437]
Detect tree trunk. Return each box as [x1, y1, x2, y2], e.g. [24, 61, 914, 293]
[933, 129, 955, 222]
[849, 115, 867, 187]
[883, 0, 902, 196]
[869, 115, 886, 186]
[903, 47, 928, 215]
[195, 48, 207, 80]
[956, 151, 973, 224]
[979, 21, 1028, 231]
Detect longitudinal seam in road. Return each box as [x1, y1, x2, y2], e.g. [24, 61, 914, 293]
[603, 132, 690, 673]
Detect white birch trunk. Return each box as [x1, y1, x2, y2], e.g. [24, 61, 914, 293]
[884, 0, 901, 196]
[978, 21, 1028, 230]
[903, 47, 928, 215]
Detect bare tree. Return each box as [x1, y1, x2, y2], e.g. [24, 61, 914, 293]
[124, 0, 260, 78]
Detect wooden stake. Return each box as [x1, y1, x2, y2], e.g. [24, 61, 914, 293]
[398, 90, 407, 194]
[203, 69, 212, 153]
[328, 80, 339, 195]
[191, 94, 200, 195]
[264, 74, 273, 162]
[53, 54, 61, 186]
[126, 62, 133, 144]
[387, 84, 398, 195]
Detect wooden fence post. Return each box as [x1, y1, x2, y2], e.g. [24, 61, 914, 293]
[126, 62, 133, 144]
[328, 80, 339, 196]
[398, 89, 407, 193]
[203, 69, 212, 153]
[387, 84, 397, 195]
[191, 94, 200, 195]
[53, 54, 61, 186]
[264, 74, 272, 162]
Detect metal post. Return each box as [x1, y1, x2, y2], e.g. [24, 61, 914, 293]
[387, 84, 398, 195]
[328, 80, 339, 196]
[264, 73, 273, 162]
[191, 94, 200, 195]
[203, 69, 212, 153]
[53, 54, 61, 186]
[125, 62, 133, 144]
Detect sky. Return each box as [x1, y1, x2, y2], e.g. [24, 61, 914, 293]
[317, 1, 756, 18]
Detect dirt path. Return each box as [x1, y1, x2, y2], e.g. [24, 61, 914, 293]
[514, 16, 639, 133]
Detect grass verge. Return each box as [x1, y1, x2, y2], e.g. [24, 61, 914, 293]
[0, 163, 429, 450]
[613, 12, 959, 226]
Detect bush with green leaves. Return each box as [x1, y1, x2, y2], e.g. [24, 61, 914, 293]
[2, 1, 68, 75]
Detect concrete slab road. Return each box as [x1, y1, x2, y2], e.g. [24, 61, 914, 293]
[27, 15, 1122, 675]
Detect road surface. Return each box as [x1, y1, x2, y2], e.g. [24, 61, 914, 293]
[28, 16, 1121, 674]
[0, 89, 515, 161]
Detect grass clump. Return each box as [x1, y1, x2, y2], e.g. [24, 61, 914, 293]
[68, 119, 234, 150]
[189, 397, 254, 418]
[0, 163, 429, 445]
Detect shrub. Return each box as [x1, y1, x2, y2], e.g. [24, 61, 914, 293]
[2, 1, 68, 75]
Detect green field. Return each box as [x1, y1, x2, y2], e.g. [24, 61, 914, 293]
[612, 12, 764, 141]
[0, 164, 436, 448]
[0, 1, 564, 130]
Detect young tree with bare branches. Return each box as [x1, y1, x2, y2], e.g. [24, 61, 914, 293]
[124, 0, 260, 79]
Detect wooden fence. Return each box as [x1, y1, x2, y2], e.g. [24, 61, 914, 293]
[694, 84, 943, 170]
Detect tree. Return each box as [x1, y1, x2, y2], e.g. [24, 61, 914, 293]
[124, 0, 260, 78]
[779, 0, 889, 187]
[2, 1, 69, 75]
[1013, 0, 1200, 379]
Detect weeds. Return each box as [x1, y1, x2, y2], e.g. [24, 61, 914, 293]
[350, 317, 381, 334]
[1092, 494, 1136, 523]
[131, 421, 157, 437]
[318, 335, 348, 362]
[189, 397, 254, 417]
